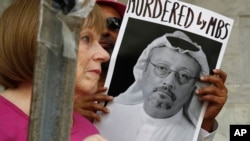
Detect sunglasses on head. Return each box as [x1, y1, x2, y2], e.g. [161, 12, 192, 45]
[106, 17, 122, 31]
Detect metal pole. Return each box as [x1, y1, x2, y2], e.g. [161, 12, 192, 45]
[28, 0, 93, 140]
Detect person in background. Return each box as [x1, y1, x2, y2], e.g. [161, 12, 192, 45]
[73, 0, 126, 122]
[74, 1, 228, 141]
[0, 0, 109, 141]
[97, 0, 125, 64]
[97, 0, 126, 86]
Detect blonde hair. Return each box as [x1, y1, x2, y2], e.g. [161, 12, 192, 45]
[0, 1, 105, 88]
[81, 4, 105, 35]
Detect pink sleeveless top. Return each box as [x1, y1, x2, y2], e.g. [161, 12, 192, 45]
[0, 95, 99, 141]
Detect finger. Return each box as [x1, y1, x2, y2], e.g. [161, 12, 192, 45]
[197, 89, 227, 104]
[95, 87, 108, 94]
[197, 92, 226, 104]
[81, 102, 110, 113]
[200, 75, 225, 90]
[78, 94, 113, 102]
[79, 109, 101, 121]
[196, 86, 227, 102]
[83, 94, 113, 102]
[196, 85, 217, 95]
[212, 69, 227, 83]
[74, 102, 109, 121]
[75, 94, 97, 102]
[198, 78, 228, 100]
[196, 84, 227, 97]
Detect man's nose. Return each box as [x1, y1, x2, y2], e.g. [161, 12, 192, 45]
[162, 72, 176, 90]
[101, 27, 110, 37]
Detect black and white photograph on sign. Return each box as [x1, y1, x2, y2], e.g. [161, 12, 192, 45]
[94, 0, 234, 141]
[94, 18, 222, 141]
[106, 18, 222, 98]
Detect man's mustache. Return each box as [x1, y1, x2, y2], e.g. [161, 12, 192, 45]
[153, 86, 176, 102]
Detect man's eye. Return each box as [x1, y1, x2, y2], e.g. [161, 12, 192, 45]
[177, 71, 190, 80]
[179, 73, 189, 79]
[157, 66, 167, 72]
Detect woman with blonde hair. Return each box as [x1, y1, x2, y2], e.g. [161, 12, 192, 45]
[0, 0, 109, 141]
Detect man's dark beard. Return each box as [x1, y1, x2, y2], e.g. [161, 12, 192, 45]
[153, 86, 176, 102]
